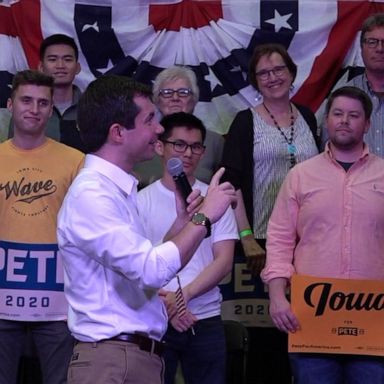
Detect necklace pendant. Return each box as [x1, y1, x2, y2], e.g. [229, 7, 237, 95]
[287, 143, 296, 155]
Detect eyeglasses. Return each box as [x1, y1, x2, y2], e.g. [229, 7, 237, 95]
[363, 38, 384, 49]
[255, 65, 287, 81]
[162, 140, 205, 155]
[158, 88, 193, 98]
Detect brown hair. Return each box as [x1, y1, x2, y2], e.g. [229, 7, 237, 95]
[11, 70, 54, 99]
[325, 86, 372, 119]
[78, 75, 152, 152]
[360, 13, 384, 46]
[248, 43, 297, 91]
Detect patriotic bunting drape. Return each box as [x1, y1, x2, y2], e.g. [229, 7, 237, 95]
[1, 0, 384, 134]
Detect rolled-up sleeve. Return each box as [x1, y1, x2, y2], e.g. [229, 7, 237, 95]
[261, 170, 299, 284]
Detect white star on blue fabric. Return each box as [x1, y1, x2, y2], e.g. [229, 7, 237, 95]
[82, 21, 100, 33]
[265, 10, 292, 33]
[97, 59, 114, 74]
[205, 67, 222, 91]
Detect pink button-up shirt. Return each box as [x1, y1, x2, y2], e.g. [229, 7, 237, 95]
[261, 143, 384, 284]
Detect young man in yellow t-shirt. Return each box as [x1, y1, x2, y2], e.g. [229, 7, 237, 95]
[0, 70, 83, 384]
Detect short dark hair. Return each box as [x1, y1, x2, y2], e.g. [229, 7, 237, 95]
[248, 43, 297, 91]
[360, 13, 384, 46]
[77, 75, 152, 152]
[11, 70, 54, 99]
[40, 34, 79, 61]
[325, 86, 372, 118]
[159, 112, 206, 143]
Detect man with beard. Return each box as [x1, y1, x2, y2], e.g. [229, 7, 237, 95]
[262, 86, 384, 383]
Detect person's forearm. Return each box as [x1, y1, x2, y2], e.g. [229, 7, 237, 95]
[163, 215, 189, 241]
[183, 241, 234, 302]
[172, 221, 208, 268]
[171, 167, 237, 268]
[234, 189, 251, 232]
[234, 190, 265, 258]
[268, 277, 289, 302]
[183, 261, 229, 302]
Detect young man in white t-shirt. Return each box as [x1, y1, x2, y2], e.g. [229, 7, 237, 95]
[138, 112, 238, 384]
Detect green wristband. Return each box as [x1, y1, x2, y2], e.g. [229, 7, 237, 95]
[239, 229, 253, 238]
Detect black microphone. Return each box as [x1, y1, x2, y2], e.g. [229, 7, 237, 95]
[167, 157, 192, 203]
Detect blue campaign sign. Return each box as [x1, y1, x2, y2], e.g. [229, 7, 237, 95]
[0, 240, 63, 291]
[0, 240, 67, 321]
[219, 246, 273, 327]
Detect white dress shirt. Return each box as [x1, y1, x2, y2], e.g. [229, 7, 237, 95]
[57, 154, 181, 342]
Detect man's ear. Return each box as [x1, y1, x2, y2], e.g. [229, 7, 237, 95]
[155, 140, 164, 156]
[37, 61, 44, 73]
[109, 123, 125, 143]
[75, 62, 81, 75]
[364, 118, 370, 134]
[7, 98, 13, 112]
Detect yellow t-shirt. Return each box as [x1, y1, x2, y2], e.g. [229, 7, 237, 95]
[0, 138, 84, 321]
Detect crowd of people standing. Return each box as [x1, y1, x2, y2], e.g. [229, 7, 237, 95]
[0, 11, 384, 384]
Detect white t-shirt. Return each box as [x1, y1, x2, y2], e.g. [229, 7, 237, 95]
[138, 179, 238, 320]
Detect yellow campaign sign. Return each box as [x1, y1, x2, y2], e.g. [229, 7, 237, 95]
[289, 274, 384, 356]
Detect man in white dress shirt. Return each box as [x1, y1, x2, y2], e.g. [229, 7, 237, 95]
[57, 75, 236, 384]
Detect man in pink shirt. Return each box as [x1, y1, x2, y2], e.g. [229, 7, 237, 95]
[261, 86, 384, 383]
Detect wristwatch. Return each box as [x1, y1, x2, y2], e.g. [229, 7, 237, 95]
[191, 212, 211, 238]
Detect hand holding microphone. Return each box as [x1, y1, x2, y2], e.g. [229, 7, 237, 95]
[167, 157, 193, 204]
[163, 158, 203, 240]
[167, 157, 237, 225]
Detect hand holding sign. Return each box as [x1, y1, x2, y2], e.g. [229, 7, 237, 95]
[268, 277, 301, 334]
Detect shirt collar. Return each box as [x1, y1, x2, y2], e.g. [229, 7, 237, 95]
[84, 154, 138, 195]
[72, 84, 82, 104]
[363, 72, 373, 95]
[324, 141, 370, 161]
